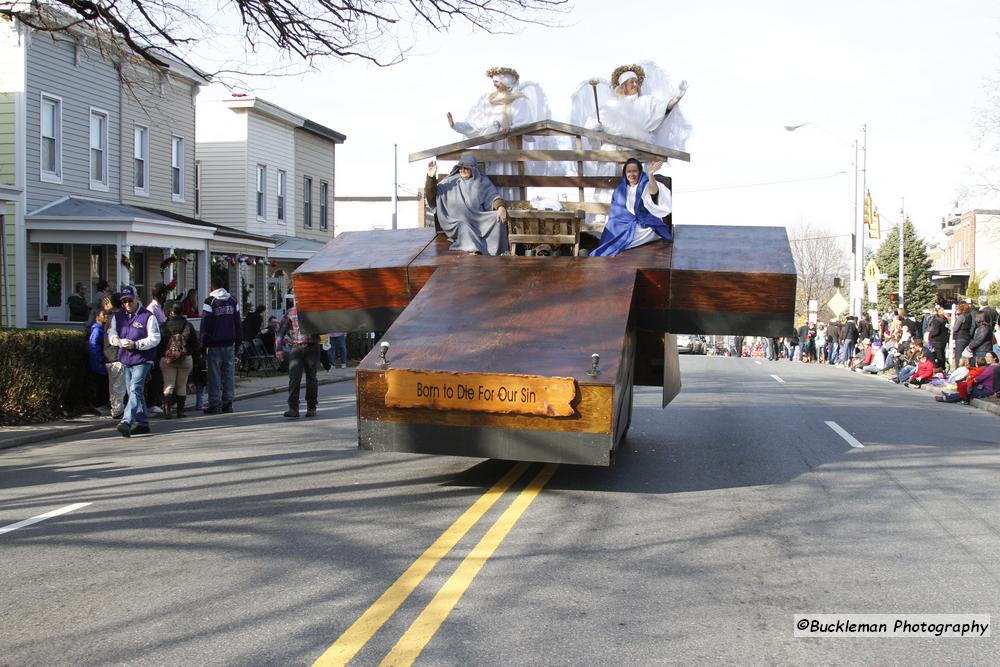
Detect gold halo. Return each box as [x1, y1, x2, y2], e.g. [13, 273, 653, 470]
[485, 66, 520, 82]
[611, 64, 645, 88]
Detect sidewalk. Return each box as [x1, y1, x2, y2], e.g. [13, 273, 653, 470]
[0, 366, 357, 452]
[824, 361, 1000, 417]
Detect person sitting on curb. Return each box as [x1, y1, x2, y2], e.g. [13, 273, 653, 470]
[851, 338, 873, 371]
[860, 340, 889, 374]
[936, 351, 998, 404]
[904, 349, 936, 388]
[893, 340, 925, 384]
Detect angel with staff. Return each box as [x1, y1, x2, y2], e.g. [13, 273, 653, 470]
[571, 61, 691, 176]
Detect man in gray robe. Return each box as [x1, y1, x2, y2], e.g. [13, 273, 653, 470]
[425, 154, 509, 255]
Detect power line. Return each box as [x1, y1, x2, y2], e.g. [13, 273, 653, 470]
[676, 171, 849, 194]
[789, 234, 852, 242]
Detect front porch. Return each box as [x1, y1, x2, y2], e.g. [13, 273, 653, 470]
[25, 197, 279, 328]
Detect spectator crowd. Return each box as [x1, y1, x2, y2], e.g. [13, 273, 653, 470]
[82, 280, 356, 437]
[729, 296, 1000, 406]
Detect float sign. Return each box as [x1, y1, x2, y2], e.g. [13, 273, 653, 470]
[385, 369, 576, 417]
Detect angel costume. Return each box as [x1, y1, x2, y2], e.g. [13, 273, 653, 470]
[425, 155, 509, 256]
[592, 160, 672, 257]
[450, 68, 558, 195]
[570, 61, 692, 176]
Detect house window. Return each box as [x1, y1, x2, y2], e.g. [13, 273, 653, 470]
[194, 161, 201, 215]
[277, 170, 286, 222]
[303, 176, 312, 228]
[256, 165, 267, 218]
[40, 95, 62, 182]
[134, 125, 149, 195]
[320, 180, 329, 231]
[89, 109, 109, 190]
[171, 136, 184, 200]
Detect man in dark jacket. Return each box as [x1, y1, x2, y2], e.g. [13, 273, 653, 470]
[926, 305, 951, 371]
[200, 276, 241, 414]
[68, 282, 90, 322]
[978, 296, 997, 324]
[841, 316, 859, 365]
[827, 319, 842, 364]
[899, 307, 918, 340]
[276, 296, 321, 418]
[858, 315, 874, 343]
[243, 305, 267, 342]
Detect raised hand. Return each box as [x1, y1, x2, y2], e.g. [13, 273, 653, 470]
[648, 159, 665, 173]
[427, 160, 437, 177]
[447, 112, 455, 128]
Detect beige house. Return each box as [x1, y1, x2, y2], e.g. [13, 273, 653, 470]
[927, 209, 1000, 299]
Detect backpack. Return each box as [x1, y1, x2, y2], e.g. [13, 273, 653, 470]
[164, 329, 188, 364]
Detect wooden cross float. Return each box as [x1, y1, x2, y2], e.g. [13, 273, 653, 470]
[293, 122, 796, 466]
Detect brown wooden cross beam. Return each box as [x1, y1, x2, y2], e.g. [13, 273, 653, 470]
[292, 226, 795, 466]
[292, 121, 794, 465]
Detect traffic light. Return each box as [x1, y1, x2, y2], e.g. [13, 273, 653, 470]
[868, 207, 880, 239]
[889, 292, 897, 303]
[863, 190, 872, 230]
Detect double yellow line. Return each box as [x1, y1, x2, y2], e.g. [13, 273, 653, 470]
[312, 462, 558, 667]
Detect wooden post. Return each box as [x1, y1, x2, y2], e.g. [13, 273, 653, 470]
[576, 134, 585, 203]
[513, 135, 527, 202]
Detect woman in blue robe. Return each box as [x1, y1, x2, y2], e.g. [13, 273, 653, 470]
[592, 158, 672, 257]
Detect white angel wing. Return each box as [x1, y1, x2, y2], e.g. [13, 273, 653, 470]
[637, 60, 691, 153]
[516, 81, 552, 174]
[570, 78, 613, 141]
[517, 81, 551, 127]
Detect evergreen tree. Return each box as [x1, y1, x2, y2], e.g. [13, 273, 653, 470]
[869, 218, 936, 313]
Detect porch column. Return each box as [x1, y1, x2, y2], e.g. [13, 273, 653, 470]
[198, 246, 210, 307]
[116, 234, 129, 289]
[162, 247, 175, 298]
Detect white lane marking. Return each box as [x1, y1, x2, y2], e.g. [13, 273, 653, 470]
[0, 503, 92, 536]
[825, 421, 865, 448]
[770, 374, 785, 384]
[754, 360, 762, 365]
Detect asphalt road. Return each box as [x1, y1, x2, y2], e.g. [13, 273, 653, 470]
[1, 356, 998, 666]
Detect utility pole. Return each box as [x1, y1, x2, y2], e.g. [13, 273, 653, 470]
[391, 143, 399, 230]
[854, 124, 867, 317]
[898, 198, 905, 309]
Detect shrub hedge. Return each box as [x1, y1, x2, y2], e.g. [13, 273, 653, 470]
[0, 328, 92, 426]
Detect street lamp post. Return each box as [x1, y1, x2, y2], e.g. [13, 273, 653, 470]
[785, 122, 866, 317]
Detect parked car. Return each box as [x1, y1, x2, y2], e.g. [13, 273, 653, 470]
[677, 334, 695, 354]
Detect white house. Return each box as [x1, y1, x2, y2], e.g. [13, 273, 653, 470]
[196, 94, 345, 317]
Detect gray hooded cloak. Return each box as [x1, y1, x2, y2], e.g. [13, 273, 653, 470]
[430, 155, 509, 255]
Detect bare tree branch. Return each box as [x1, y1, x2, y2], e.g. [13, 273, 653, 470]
[1, 0, 570, 81]
[789, 221, 851, 322]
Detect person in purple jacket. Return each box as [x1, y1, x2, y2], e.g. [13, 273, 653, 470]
[108, 285, 160, 437]
[200, 275, 241, 414]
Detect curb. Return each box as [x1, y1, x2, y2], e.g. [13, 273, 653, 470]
[970, 397, 1000, 417]
[0, 375, 355, 452]
[825, 363, 1000, 418]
